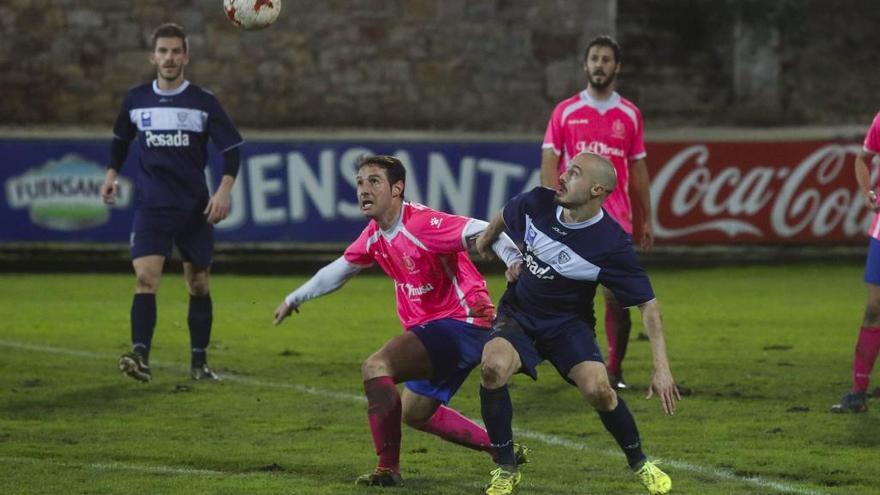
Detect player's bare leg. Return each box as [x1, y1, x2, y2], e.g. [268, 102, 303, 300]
[604, 288, 632, 390]
[119, 255, 164, 382]
[183, 262, 218, 380]
[568, 361, 670, 494]
[356, 331, 433, 486]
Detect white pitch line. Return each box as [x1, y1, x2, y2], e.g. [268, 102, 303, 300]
[0, 455, 243, 477]
[0, 340, 830, 495]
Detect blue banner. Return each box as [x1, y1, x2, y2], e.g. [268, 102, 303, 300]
[1, 138, 542, 244]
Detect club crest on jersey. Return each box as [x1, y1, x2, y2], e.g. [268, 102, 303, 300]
[557, 251, 571, 265]
[402, 254, 418, 273]
[612, 119, 626, 138]
[177, 112, 189, 125]
[140, 111, 152, 128]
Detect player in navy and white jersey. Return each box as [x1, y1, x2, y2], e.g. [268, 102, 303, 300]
[475, 152, 679, 495]
[100, 23, 243, 383]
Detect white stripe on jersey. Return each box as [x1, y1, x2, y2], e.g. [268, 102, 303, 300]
[399, 225, 429, 250]
[562, 91, 639, 133]
[524, 214, 601, 281]
[438, 256, 472, 321]
[364, 230, 383, 252]
[129, 107, 208, 132]
[614, 101, 640, 133]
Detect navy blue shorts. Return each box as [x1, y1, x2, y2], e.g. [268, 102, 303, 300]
[130, 207, 213, 268]
[404, 318, 492, 404]
[491, 301, 604, 384]
[866, 238, 880, 285]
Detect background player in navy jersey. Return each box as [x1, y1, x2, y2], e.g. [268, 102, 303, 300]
[475, 152, 679, 495]
[100, 23, 243, 383]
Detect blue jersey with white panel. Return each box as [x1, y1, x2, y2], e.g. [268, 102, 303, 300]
[502, 187, 655, 328]
[113, 80, 243, 210]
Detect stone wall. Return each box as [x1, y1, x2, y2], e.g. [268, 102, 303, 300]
[1, 0, 878, 131]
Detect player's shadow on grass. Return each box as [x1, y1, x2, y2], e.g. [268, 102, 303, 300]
[843, 411, 880, 447]
[0, 383, 167, 419]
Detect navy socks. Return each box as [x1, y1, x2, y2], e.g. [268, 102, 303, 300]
[481, 385, 516, 468]
[130, 293, 156, 363]
[598, 396, 646, 468]
[188, 294, 213, 367]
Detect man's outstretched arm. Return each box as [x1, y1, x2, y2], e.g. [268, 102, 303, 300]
[274, 256, 364, 325]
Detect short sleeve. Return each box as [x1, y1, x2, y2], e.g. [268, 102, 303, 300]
[343, 226, 377, 267]
[864, 112, 880, 155]
[628, 107, 647, 162]
[206, 93, 243, 152]
[597, 247, 655, 308]
[408, 209, 473, 253]
[502, 187, 547, 235]
[112, 93, 136, 141]
[541, 104, 564, 156]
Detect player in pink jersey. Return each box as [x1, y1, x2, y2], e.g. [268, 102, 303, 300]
[831, 111, 880, 413]
[541, 35, 653, 391]
[273, 155, 527, 485]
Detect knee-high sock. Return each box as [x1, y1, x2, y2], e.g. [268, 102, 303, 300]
[417, 404, 494, 456]
[481, 385, 515, 468]
[364, 376, 401, 472]
[188, 294, 212, 367]
[605, 300, 632, 376]
[853, 326, 880, 392]
[597, 397, 646, 468]
[130, 293, 156, 363]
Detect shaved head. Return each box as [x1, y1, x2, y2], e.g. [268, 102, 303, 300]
[571, 152, 617, 194]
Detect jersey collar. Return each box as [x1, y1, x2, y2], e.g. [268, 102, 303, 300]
[578, 90, 620, 114]
[555, 205, 604, 229]
[378, 202, 407, 239]
[152, 79, 190, 96]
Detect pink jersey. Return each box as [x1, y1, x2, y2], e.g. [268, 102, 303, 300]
[543, 90, 646, 233]
[344, 202, 495, 329]
[864, 111, 880, 240]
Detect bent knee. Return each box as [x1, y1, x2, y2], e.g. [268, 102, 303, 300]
[583, 383, 617, 411]
[362, 354, 391, 380]
[480, 345, 514, 386]
[401, 408, 430, 429]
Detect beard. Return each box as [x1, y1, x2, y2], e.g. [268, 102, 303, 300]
[587, 70, 616, 90]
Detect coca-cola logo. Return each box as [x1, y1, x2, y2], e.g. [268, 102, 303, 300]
[651, 143, 876, 242]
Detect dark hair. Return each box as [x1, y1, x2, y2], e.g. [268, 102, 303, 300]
[583, 35, 621, 63]
[357, 155, 406, 199]
[152, 23, 188, 53]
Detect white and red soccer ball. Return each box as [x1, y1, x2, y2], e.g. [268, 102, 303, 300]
[224, 0, 281, 30]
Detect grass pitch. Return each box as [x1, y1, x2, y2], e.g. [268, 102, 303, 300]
[0, 264, 876, 494]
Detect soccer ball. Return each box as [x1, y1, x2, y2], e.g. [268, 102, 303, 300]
[224, 0, 281, 30]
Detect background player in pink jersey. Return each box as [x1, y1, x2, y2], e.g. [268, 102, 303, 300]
[273, 155, 526, 485]
[831, 111, 880, 413]
[540, 35, 653, 390]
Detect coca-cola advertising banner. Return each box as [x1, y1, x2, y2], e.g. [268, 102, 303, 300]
[647, 141, 873, 244]
[0, 136, 874, 245]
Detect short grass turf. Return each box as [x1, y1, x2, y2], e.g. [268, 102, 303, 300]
[0, 264, 876, 494]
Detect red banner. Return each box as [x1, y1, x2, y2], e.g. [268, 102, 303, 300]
[646, 141, 874, 244]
